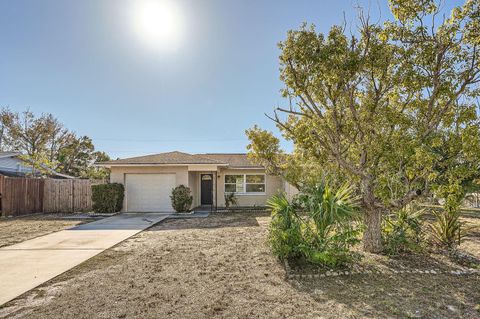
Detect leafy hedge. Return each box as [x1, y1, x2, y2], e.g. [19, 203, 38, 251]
[92, 183, 124, 214]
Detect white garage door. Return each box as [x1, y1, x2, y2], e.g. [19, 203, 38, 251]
[126, 174, 176, 212]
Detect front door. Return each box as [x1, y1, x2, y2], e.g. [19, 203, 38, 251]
[200, 174, 213, 205]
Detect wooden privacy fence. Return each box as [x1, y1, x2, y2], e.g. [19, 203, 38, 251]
[43, 179, 98, 213]
[0, 175, 44, 217]
[0, 176, 102, 217]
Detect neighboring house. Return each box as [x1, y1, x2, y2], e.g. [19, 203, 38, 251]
[0, 152, 73, 179]
[97, 151, 298, 212]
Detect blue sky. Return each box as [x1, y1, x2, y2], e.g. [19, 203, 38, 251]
[0, 0, 463, 159]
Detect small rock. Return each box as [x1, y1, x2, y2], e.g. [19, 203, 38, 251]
[313, 289, 323, 295]
[447, 305, 458, 312]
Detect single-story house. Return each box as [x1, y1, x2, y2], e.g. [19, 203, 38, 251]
[0, 152, 73, 179]
[97, 151, 297, 212]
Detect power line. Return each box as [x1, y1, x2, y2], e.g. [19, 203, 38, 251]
[93, 137, 248, 142]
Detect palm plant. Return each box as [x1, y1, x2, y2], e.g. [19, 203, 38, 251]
[267, 181, 361, 266]
[295, 182, 361, 266]
[267, 194, 302, 259]
[382, 205, 425, 255]
[299, 183, 358, 238]
[429, 208, 467, 249]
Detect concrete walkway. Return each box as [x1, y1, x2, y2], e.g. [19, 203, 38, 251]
[0, 213, 170, 306]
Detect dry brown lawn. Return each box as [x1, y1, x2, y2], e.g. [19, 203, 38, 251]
[0, 214, 94, 248]
[0, 212, 479, 319]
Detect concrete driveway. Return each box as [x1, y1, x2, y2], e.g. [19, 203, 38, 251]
[0, 213, 170, 306]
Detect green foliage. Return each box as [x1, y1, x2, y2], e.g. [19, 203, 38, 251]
[247, 0, 480, 252]
[56, 137, 111, 179]
[91, 183, 124, 214]
[382, 206, 425, 255]
[170, 185, 193, 213]
[297, 183, 361, 266]
[267, 182, 361, 267]
[0, 107, 110, 178]
[224, 192, 238, 208]
[429, 208, 468, 249]
[428, 182, 471, 248]
[267, 194, 303, 259]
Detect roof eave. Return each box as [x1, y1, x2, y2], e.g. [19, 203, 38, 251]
[95, 163, 229, 168]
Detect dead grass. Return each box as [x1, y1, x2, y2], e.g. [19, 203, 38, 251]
[0, 212, 479, 319]
[459, 216, 480, 260]
[0, 214, 94, 248]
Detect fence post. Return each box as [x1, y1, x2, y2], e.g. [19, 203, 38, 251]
[71, 179, 75, 213]
[0, 175, 4, 217]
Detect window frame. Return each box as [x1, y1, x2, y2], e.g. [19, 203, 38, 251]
[224, 173, 266, 195]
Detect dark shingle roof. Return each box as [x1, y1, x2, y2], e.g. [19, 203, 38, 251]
[98, 151, 263, 168]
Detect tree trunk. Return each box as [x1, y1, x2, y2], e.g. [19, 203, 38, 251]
[363, 208, 383, 253]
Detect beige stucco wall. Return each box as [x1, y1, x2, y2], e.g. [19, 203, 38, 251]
[216, 168, 284, 207]
[109, 166, 284, 210]
[110, 166, 189, 212]
[284, 182, 299, 201]
[188, 171, 199, 207]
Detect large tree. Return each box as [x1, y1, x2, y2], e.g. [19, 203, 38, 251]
[0, 108, 110, 178]
[246, 0, 480, 253]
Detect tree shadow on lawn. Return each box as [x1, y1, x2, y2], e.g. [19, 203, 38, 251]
[288, 252, 480, 318]
[146, 212, 268, 232]
[291, 271, 480, 318]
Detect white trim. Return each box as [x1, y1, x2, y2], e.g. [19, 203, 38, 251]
[224, 173, 266, 195]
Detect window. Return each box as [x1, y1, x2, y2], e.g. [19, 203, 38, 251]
[225, 175, 244, 193]
[225, 174, 265, 194]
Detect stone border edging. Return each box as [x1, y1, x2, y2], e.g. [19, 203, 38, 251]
[283, 259, 479, 280]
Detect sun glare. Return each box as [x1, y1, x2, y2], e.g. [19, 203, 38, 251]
[132, 0, 184, 52]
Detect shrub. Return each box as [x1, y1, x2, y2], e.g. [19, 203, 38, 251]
[429, 208, 468, 249]
[267, 182, 361, 267]
[267, 194, 303, 259]
[170, 185, 193, 212]
[296, 183, 361, 267]
[224, 193, 238, 208]
[91, 183, 124, 214]
[429, 188, 470, 249]
[382, 205, 424, 255]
